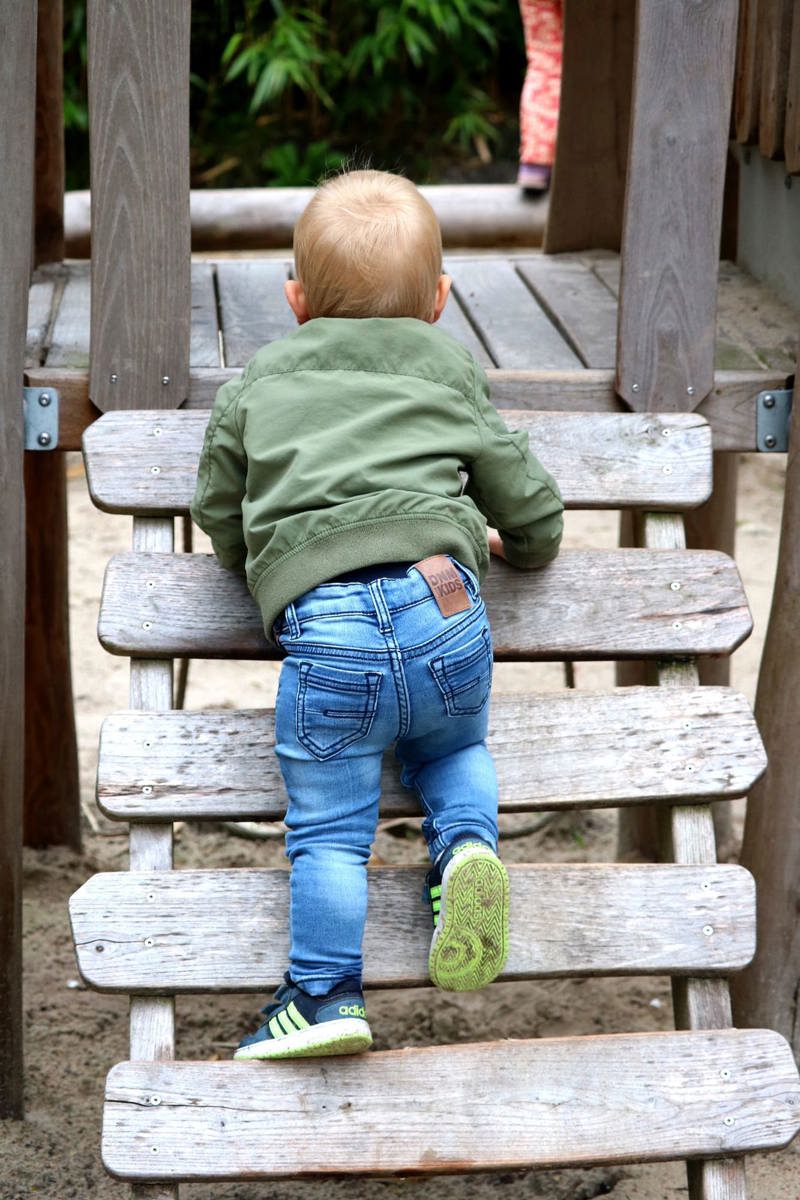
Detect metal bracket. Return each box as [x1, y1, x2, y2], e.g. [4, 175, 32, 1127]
[23, 387, 59, 451]
[756, 387, 793, 452]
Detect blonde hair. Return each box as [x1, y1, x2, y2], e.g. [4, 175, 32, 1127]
[293, 170, 443, 321]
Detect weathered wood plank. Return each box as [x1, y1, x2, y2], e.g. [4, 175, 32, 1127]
[436, 291, 494, 367]
[98, 550, 753, 661]
[25, 274, 57, 369]
[785, 1, 800, 174]
[448, 259, 582, 369]
[215, 260, 294, 366]
[544, 0, 634, 253]
[88, 0, 190, 410]
[34, 0, 65, 266]
[617, 0, 739, 409]
[516, 258, 619, 367]
[70, 862, 756, 992]
[0, 0, 36, 1122]
[82, 410, 712, 515]
[47, 261, 90, 368]
[96, 688, 765, 822]
[189, 262, 221, 368]
[758, 0, 794, 159]
[734, 0, 763, 145]
[102, 1030, 800, 1180]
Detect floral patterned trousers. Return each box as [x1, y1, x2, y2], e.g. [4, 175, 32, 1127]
[518, 0, 563, 167]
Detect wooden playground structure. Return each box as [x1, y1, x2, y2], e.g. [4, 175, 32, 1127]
[3, 0, 800, 1196]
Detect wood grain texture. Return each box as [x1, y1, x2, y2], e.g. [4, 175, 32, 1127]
[734, 0, 763, 145]
[0, 0, 36, 1120]
[734, 393, 800, 1052]
[544, 0, 634, 253]
[617, 0, 739, 410]
[95, 688, 765, 822]
[436, 291, 494, 367]
[102, 1030, 800, 1181]
[97, 549, 753, 662]
[82, 409, 713, 515]
[448, 259, 582, 368]
[27, 364, 780, 452]
[88, 0, 190, 410]
[215, 260, 294, 366]
[785, 2, 800, 173]
[34, 0, 65, 266]
[516, 258, 618, 367]
[758, 0, 794, 159]
[47, 262, 90, 368]
[71, 862, 756, 992]
[25, 274, 57, 368]
[189, 262, 221, 368]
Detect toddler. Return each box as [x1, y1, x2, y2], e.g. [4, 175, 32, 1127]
[191, 170, 564, 1060]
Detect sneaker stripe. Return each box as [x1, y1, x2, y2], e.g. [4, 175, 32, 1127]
[287, 1000, 309, 1030]
[276, 1008, 295, 1036]
[268, 1015, 284, 1039]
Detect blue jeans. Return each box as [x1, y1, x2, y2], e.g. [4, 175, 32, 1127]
[273, 560, 498, 995]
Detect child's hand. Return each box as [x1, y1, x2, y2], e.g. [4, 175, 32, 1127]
[487, 527, 506, 560]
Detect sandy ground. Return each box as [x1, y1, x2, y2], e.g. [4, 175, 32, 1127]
[2, 450, 799, 1199]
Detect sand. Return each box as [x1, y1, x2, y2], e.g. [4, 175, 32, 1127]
[2, 450, 798, 1199]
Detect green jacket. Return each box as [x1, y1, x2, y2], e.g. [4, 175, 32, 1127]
[191, 317, 563, 638]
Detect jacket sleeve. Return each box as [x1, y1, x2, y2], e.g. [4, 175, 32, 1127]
[190, 376, 248, 574]
[468, 364, 564, 568]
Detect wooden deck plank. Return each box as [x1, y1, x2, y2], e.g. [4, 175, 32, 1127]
[71, 862, 756, 991]
[189, 262, 221, 368]
[516, 257, 618, 367]
[758, 0, 794, 159]
[447, 259, 582, 369]
[88, 0, 190, 410]
[734, 0, 763, 145]
[617, 0, 738, 410]
[437, 290, 494, 367]
[215, 260, 295, 366]
[95, 688, 765, 822]
[786, 0, 800, 174]
[97, 550, 753, 662]
[46, 262, 90, 369]
[25, 274, 57, 369]
[82, 410, 712, 515]
[102, 1030, 800, 1180]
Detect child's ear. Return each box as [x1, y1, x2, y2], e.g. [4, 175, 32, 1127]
[285, 280, 311, 324]
[432, 274, 452, 323]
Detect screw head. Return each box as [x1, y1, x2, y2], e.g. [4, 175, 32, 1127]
[110, 373, 118, 384]
[686, 386, 695, 397]
[764, 434, 777, 449]
[631, 383, 640, 394]
[161, 375, 170, 386]
[38, 392, 51, 406]
[37, 432, 52, 447]
[763, 394, 775, 408]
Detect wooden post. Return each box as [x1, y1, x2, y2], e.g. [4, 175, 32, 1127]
[34, 0, 64, 265]
[26, 0, 80, 848]
[614, 0, 740, 862]
[732, 377, 800, 1056]
[87, 0, 190, 412]
[544, 0, 635, 254]
[0, 0, 36, 1121]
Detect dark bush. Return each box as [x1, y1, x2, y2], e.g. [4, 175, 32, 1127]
[63, 0, 525, 190]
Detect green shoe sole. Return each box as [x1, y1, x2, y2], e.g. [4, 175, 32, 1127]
[429, 848, 510, 992]
[233, 1018, 373, 1061]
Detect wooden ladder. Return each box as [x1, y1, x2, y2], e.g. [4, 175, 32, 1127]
[69, 406, 800, 1195]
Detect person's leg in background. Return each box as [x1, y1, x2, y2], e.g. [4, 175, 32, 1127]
[518, 0, 563, 193]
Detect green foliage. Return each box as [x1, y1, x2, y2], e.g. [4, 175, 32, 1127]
[63, 0, 525, 190]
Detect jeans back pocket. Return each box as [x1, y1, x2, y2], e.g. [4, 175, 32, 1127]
[297, 662, 382, 760]
[430, 627, 493, 717]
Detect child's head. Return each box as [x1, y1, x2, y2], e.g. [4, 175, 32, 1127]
[286, 170, 450, 324]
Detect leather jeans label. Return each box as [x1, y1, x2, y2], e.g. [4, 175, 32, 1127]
[415, 555, 472, 617]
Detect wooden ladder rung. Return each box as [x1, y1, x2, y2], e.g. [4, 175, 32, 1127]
[96, 689, 766, 823]
[70, 862, 756, 991]
[98, 551, 753, 661]
[102, 1030, 800, 1182]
